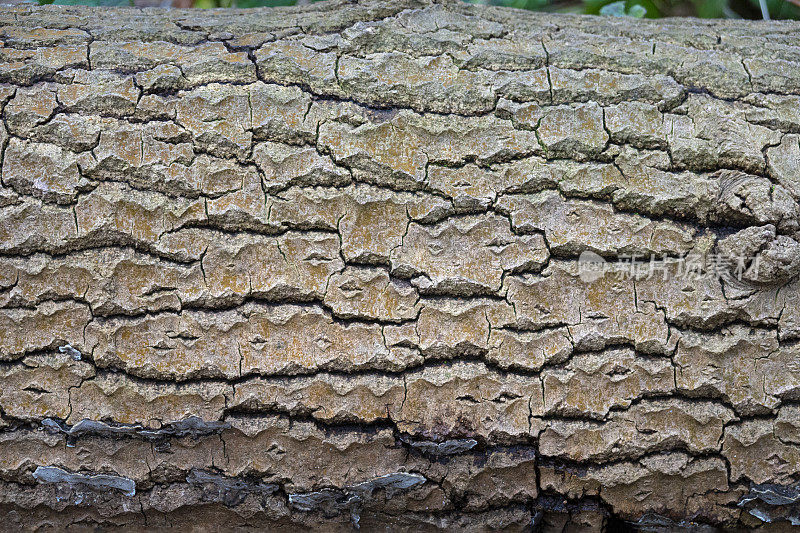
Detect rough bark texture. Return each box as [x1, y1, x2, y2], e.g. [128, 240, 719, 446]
[2, 0, 800, 530]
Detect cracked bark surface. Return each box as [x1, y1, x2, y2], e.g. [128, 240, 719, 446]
[1, 0, 800, 529]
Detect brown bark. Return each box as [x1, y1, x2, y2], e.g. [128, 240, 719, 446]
[1, 0, 800, 529]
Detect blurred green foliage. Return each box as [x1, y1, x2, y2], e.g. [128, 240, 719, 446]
[471, 0, 800, 18]
[192, 0, 298, 7]
[38, 0, 133, 5]
[35, 0, 800, 20]
[598, 0, 648, 16]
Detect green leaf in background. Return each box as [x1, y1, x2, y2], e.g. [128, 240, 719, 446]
[466, 0, 551, 9]
[690, 0, 730, 18]
[627, 3, 648, 14]
[192, 0, 323, 7]
[582, 0, 656, 18]
[599, 0, 627, 14]
[50, 0, 132, 5]
[749, 0, 800, 18]
[231, 0, 296, 7]
[599, 0, 648, 15]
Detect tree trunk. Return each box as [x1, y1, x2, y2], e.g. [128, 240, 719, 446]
[2, 0, 800, 529]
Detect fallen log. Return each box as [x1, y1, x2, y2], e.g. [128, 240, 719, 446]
[1, 0, 800, 529]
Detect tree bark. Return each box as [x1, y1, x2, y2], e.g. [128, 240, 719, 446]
[2, 0, 800, 529]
